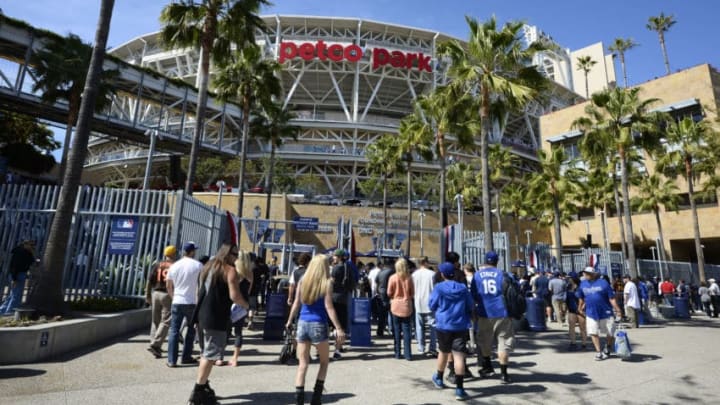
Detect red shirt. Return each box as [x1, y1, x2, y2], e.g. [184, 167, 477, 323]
[660, 281, 675, 294]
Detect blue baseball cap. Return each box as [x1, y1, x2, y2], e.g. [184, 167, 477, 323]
[485, 251, 499, 264]
[439, 262, 456, 278]
[182, 241, 198, 252]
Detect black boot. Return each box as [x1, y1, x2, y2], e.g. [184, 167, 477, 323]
[189, 382, 217, 405]
[310, 380, 324, 405]
[479, 357, 495, 378]
[295, 386, 305, 405]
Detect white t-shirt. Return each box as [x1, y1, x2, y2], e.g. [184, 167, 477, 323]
[412, 266, 435, 314]
[623, 281, 640, 309]
[368, 267, 381, 296]
[167, 256, 203, 305]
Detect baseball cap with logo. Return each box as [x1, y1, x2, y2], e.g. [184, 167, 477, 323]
[582, 266, 597, 274]
[439, 262, 456, 278]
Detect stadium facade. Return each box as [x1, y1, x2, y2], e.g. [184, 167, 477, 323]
[84, 15, 587, 199]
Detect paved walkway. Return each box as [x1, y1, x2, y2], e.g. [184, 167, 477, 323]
[1, 315, 719, 404]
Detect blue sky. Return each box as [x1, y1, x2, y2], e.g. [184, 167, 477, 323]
[4, 0, 718, 87]
[3, 1, 718, 157]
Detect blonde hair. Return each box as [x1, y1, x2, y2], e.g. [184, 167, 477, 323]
[300, 254, 330, 305]
[234, 250, 253, 281]
[395, 258, 410, 280]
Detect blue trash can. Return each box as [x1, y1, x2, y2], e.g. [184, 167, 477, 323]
[673, 296, 690, 319]
[350, 297, 372, 347]
[263, 293, 288, 340]
[525, 295, 547, 332]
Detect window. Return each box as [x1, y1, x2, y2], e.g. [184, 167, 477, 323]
[676, 192, 718, 210]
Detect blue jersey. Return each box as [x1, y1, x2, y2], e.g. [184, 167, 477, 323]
[471, 266, 508, 318]
[576, 278, 615, 320]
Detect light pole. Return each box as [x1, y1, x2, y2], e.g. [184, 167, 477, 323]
[419, 208, 426, 257]
[525, 229, 533, 266]
[213, 180, 226, 246]
[454, 194, 464, 262]
[142, 129, 158, 190]
[252, 205, 261, 255]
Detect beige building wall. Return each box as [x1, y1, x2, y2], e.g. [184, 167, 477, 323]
[569, 42, 616, 98]
[194, 193, 548, 263]
[540, 64, 720, 263]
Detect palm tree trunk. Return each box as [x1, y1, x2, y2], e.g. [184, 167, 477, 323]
[619, 149, 638, 278]
[237, 98, 251, 238]
[620, 54, 628, 88]
[601, 203, 609, 250]
[659, 34, 671, 75]
[262, 144, 276, 259]
[438, 131, 447, 261]
[480, 94, 493, 253]
[654, 208, 669, 264]
[552, 195, 563, 271]
[584, 73, 590, 99]
[406, 161, 412, 257]
[185, 36, 211, 195]
[58, 104, 78, 181]
[613, 175, 628, 262]
[29, 0, 115, 314]
[687, 159, 706, 282]
[382, 172, 388, 250]
[514, 214, 521, 260]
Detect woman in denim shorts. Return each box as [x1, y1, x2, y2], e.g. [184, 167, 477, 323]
[286, 254, 346, 405]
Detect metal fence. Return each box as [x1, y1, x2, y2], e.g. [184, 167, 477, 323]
[637, 259, 720, 285]
[0, 184, 229, 303]
[561, 248, 625, 275]
[462, 231, 510, 271]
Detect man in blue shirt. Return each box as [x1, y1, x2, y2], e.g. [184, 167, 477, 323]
[471, 251, 514, 384]
[576, 267, 623, 361]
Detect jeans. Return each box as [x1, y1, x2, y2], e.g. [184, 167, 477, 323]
[167, 304, 196, 365]
[414, 312, 437, 353]
[392, 314, 413, 360]
[0, 272, 27, 314]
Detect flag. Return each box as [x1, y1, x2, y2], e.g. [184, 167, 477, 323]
[589, 253, 600, 269]
[529, 250, 539, 268]
[226, 211, 238, 246]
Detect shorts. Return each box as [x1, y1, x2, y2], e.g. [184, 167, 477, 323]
[543, 295, 553, 308]
[296, 320, 329, 344]
[586, 317, 615, 336]
[477, 318, 515, 355]
[436, 330, 468, 354]
[202, 329, 227, 361]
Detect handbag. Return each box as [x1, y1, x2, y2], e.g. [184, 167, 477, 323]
[614, 325, 632, 360]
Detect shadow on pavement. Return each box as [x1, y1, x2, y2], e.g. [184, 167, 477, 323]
[620, 353, 662, 363]
[0, 368, 46, 379]
[221, 390, 355, 404]
[510, 371, 591, 385]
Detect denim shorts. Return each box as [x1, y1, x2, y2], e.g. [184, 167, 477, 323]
[202, 329, 227, 361]
[296, 320, 329, 344]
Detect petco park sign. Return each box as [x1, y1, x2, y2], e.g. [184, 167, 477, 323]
[278, 40, 432, 72]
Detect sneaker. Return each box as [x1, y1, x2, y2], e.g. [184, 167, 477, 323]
[594, 351, 608, 361]
[431, 372, 446, 389]
[147, 346, 161, 358]
[568, 343, 577, 352]
[501, 374, 512, 384]
[332, 351, 342, 360]
[479, 367, 495, 378]
[181, 357, 198, 365]
[454, 388, 469, 401]
[427, 350, 439, 357]
[603, 346, 612, 356]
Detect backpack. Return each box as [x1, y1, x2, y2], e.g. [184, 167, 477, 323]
[503, 273, 527, 320]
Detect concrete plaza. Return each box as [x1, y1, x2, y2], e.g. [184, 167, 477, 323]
[1, 315, 718, 404]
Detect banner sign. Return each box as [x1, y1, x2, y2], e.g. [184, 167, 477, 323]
[293, 216, 319, 231]
[108, 216, 139, 255]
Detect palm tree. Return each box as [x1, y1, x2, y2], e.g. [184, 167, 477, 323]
[28, 0, 115, 314]
[576, 166, 615, 250]
[632, 172, 680, 263]
[398, 111, 435, 257]
[646, 13, 676, 75]
[499, 180, 532, 259]
[576, 55, 597, 98]
[608, 38, 638, 88]
[573, 87, 664, 278]
[253, 103, 300, 228]
[214, 45, 281, 228]
[30, 33, 116, 180]
[439, 16, 548, 254]
[528, 147, 584, 267]
[160, 0, 270, 195]
[365, 134, 403, 249]
[656, 117, 720, 282]
[405, 85, 474, 259]
[487, 144, 519, 232]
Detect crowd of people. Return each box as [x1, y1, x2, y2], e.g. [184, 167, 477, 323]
[135, 240, 720, 404]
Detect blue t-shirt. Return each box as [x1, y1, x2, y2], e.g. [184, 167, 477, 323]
[534, 274, 549, 298]
[471, 266, 508, 318]
[576, 278, 615, 320]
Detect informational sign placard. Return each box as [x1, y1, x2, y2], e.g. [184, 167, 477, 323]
[108, 216, 139, 255]
[293, 216, 319, 231]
